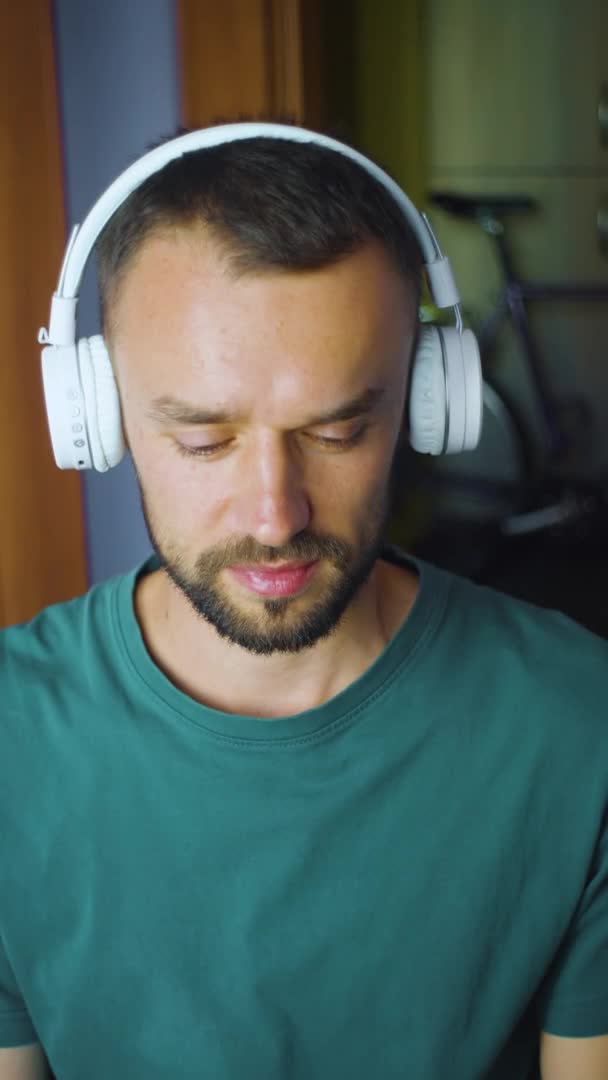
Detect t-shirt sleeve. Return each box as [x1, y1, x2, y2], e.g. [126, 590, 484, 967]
[536, 815, 608, 1037]
[0, 928, 38, 1047]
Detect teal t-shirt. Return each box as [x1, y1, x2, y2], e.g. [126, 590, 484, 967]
[1, 548, 607, 1079]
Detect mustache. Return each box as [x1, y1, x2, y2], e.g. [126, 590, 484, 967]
[194, 531, 352, 575]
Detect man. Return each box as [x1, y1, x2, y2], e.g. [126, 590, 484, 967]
[0, 130, 607, 1080]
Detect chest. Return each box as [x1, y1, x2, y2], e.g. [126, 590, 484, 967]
[5, 737, 567, 1078]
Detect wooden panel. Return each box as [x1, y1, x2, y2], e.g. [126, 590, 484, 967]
[178, 0, 271, 124]
[178, 0, 323, 127]
[353, 0, 426, 206]
[268, 0, 304, 120]
[0, 3, 87, 628]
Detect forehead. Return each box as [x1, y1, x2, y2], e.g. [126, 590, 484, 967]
[109, 227, 416, 410]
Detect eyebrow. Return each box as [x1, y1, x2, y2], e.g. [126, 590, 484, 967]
[145, 387, 385, 427]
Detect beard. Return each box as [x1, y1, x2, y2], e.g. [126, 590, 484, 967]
[134, 468, 394, 658]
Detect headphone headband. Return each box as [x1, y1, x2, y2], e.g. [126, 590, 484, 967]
[39, 122, 461, 348]
[39, 121, 483, 471]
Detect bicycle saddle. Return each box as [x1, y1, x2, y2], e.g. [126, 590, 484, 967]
[429, 192, 537, 219]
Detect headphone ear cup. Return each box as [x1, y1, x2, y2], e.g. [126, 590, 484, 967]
[41, 342, 94, 470]
[77, 335, 125, 472]
[408, 325, 448, 455]
[408, 325, 483, 455]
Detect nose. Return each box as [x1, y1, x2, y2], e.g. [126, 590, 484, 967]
[237, 433, 311, 548]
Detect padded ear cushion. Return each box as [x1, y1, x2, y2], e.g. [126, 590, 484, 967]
[440, 326, 483, 454]
[459, 327, 483, 451]
[77, 335, 125, 472]
[408, 325, 448, 455]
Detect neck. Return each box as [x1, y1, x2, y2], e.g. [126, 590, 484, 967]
[134, 557, 418, 719]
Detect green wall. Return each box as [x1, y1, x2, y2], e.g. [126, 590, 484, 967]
[322, 0, 426, 206]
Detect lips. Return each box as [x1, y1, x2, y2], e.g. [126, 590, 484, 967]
[228, 560, 318, 598]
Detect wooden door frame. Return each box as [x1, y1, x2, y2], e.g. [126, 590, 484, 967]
[177, 0, 324, 128]
[0, 3, 87, 627]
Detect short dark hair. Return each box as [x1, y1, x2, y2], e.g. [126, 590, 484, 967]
[95, 130, 424, 329]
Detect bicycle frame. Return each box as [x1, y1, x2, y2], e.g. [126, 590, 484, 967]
[476, 214, 608, 461]
[410, 196, 608, 556]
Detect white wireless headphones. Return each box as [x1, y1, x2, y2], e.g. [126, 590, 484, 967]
[39, 122, 482, 472]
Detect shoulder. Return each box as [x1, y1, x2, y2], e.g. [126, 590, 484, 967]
[436, 560, 607, 658]
[438, 564, 608, 736]
[2, 585, 94, 662]
[424, 568, 608, 841]
[0, 570, 127, 708]
[449, 567, 607, 662]
[387, 544, 608, 702]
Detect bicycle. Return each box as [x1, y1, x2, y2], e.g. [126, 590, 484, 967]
[398, 192, 608, 635]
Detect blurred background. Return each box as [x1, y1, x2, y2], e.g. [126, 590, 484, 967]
[1, 0, 607, 636]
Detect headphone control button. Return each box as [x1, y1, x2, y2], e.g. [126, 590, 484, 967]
[74, 439, 85, 448]
[72, 424, 83, 433]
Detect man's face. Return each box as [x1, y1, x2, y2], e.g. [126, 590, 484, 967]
[109, 228, 416, 655]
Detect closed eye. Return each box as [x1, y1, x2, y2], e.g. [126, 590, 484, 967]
[174, 424, 368, 460]
[174, 439, 233, 459]
[305, 425, 367, 449]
